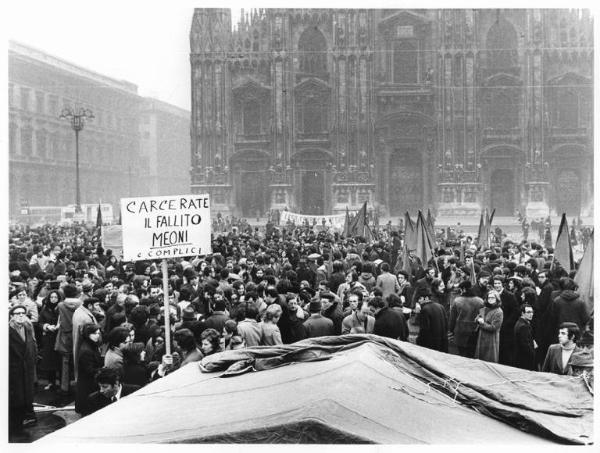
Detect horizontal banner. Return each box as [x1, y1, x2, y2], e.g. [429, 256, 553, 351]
[281, 210, 346, 228]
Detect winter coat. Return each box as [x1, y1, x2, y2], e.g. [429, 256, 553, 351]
[260, 322, 283, 345]
[375, 272, 400, 299]
[38, 304, 60, 372]
[237, 318, 263, 347]
[416, 301, 449, 353]
[303, 314, 334, 338]
[449, 295, 484, 348]
[373, 307, 408, 341]
[341, 312, 375, 334]
[72, 305, 96, 380]
[322, 302, 344, 336]
[358, 272, 376, 292]
[474, 306, 503, 363]
[75, 338, 103, 415]
[9, 321, 38, 410]
[203, 311, 229, 334]
[105, 347, 124, 370]
[498, 290, 520, 366]
[513, 317, 535, 370]
[55, 298, 82, 354]
[548, 290, 590, 333]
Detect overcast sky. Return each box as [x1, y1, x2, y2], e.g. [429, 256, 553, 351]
[4, 0, 595, 111]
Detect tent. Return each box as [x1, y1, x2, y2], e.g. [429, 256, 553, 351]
[38, 336, 592, 444]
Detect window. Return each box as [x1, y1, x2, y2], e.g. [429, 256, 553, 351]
[298, 27, 327, 75]
[36, 130, 46, 157]
[21, 128, 33, 155]
[557, 91, 579, 128]
[48, 96, 58, 116]
[298, 94, 328, 133]
[486, 18, 518, 71]
[243, 99, 261, 135]
[393, 41, 418, 83]
[9, 123, 17, 155]
[20, 87, 30, 111]
[486, 90, 519, 128]
[36, 92, 45, 114]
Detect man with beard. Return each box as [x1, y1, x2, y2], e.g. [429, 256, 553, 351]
[412, 267, 436, 307]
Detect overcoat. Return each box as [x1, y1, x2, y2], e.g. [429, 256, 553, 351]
[75, 338, 103, 415]
[9, 322, 37, 409]
[474, 306, 503, 363]
[416, 301, 449, 352]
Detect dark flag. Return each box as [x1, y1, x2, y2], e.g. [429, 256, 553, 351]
[343, 206, 350, 237]
[416, 211, 434, 268]
[349, 201, 368, 237]
[404, 211, 416, 252]
[426, 208, 436, 246]
[96, 203, 103, 228]
[554, 213, 574, 271]
[477, 209, 486, 247]
[574, 230, 593, 315]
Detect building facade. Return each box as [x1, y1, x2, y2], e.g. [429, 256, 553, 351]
[8, 41, 191, 222]
[189, 9, 593, 218]
[139, 98, 191, 197]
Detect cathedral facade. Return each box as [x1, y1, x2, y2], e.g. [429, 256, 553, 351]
[189, 9, 593, 218]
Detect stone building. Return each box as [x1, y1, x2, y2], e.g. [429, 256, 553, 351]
[139, 98, 191, 197]
[189, 9, 593, 218]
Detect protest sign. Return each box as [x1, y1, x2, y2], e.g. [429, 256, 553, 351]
[120, 194, 212, 262]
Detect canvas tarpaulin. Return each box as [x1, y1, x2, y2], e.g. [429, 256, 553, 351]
[38, 335, 592, 444]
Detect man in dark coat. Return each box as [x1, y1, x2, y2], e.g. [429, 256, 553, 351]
[321, 291, 344, 336]
[415, 288, 448, 353]
[547, 278, 590, 336]
[533, 271, 556, 368]
[9, 304, 38, 435]
[86, 367, 140, 415]
[411, 267, 436, 307]
[493, 276, 519, 366]
[368, 296, 408, 341]
[513, 304, 536, 370]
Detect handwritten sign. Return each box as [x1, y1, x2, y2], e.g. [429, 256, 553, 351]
[120, 194, 212, 261]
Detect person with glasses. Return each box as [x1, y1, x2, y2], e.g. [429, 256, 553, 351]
[8, 304, 38, 436]
[513, 304, 536, 370]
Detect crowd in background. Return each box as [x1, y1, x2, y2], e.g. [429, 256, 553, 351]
[8, 217, 594, 435]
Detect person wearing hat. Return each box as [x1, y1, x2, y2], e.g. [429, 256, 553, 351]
[9, 304, 38, 435]
[303, 298, 334, 338]
[449, 281, 484, 358]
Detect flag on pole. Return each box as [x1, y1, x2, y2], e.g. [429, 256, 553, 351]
[343, 207, 350, 237]
[426, 209, 436, 246]
[554, 213, 574, 271]
[404, 211, 416, 252]
[574, 230, 593, 315]
[348, 201, 368, 238]
[415, 211, 434, 268]
[96, 203, 103, 229]
[477, 209, 486, 247]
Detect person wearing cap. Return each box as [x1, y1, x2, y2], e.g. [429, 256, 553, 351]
[9, 304, 38, 435]
[449, 281, 484, 358]
[303, 298, 334, 338]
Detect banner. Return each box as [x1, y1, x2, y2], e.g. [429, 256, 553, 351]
[120, 194, 212, 261]
[280, 210, 346, 228]
[102, 225, 123, 258]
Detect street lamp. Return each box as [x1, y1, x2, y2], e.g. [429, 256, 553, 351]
[60, 107, 94, 213]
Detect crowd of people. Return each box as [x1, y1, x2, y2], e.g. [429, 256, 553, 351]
[8, 216, 594, 436]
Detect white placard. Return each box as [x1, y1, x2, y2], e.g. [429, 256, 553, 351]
[120, 194, 212, 261]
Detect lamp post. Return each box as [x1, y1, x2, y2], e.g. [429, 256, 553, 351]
[60, 107, 94, 213]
